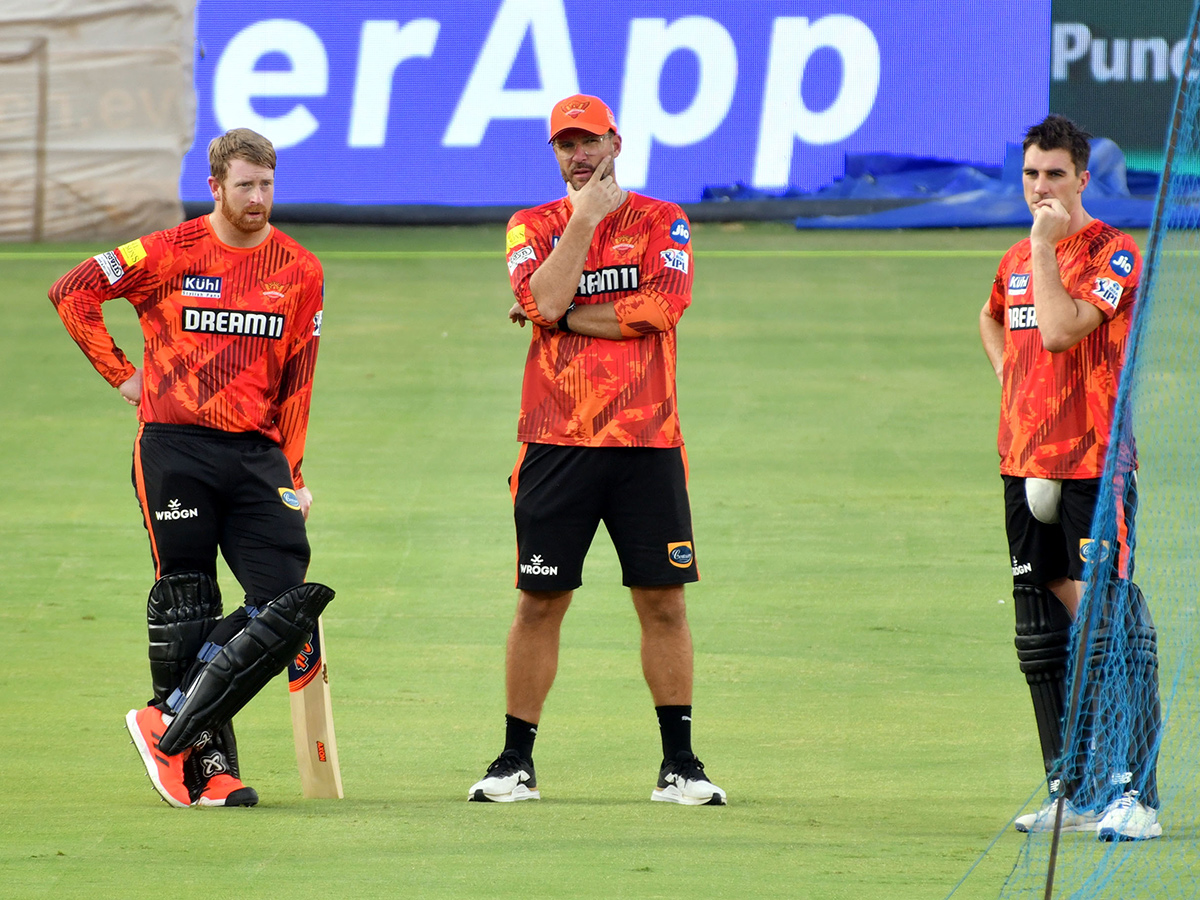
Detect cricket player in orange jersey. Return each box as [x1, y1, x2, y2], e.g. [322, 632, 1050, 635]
[467, 95, 724, 806]
[980, 114, 1160, 841]
[50, 129, 334, 808]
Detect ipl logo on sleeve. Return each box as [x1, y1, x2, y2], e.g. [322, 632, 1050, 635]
[661, 249, 689, 274]
[1092, 277, 1124, 309]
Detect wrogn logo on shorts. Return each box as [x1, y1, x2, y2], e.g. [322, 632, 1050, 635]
[154, 498, 199, 521]
[519, 554, 558, 576]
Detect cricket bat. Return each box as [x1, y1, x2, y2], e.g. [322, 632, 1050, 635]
[287, 616, 344, 798]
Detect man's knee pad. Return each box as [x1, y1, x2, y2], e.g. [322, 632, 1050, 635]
[146, 573, 222, 705]
[1013, 584, 1073, 774]
[1125, 583, 1159, 669]
[1086, 582, 1158, 671]
[1115, 582, 1162, 806]
[158, 582, 335, 755]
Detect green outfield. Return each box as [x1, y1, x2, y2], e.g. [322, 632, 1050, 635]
[0, 224, 1109, 900]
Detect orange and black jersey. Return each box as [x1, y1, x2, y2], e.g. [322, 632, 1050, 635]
[506, 192, 692, 447]
[49, 216, 324, 487]
[986, 219, 1140, 479]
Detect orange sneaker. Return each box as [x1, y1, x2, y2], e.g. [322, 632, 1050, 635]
[125, 707, 192, 808]
[197, 773, 259, 808]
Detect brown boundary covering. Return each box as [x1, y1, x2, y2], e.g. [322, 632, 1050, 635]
[0, 0, 194, 242]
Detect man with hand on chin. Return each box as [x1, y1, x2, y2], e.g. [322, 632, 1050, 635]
[469, 94, 725, 806]
[980, 115, 1161, 841]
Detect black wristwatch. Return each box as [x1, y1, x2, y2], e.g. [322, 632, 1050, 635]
[557, 302, 576, 333]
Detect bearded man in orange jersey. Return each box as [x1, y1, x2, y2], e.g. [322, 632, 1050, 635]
[50, 129, 333, 809]
[980, 115, 1160, 841]
[467, 95, 725, 806]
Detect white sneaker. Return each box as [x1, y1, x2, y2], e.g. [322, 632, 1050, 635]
[468, 750, 540, 802]
[1014, 798, 1102, 833]
[652, 752, 727, 806]
[1097, 793, 1162, 841]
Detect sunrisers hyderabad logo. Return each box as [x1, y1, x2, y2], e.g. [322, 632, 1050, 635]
[261, 281, 291, 301]
[560, 99, 590, 118]
[668, 541, 694, 568]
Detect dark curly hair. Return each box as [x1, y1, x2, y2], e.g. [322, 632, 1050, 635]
[1022, 115, 1092, 175]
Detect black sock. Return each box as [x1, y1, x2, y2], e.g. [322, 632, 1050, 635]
[504, 714, 538, 762]
[656, 705, 693, 761]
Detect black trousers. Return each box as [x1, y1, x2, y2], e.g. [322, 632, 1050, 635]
[133, 423, 310, 605]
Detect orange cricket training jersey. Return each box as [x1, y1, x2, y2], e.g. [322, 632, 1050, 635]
[49, 216, 324, 486]
[986, 219, 1139, 479]
[506, 192, 692, 447]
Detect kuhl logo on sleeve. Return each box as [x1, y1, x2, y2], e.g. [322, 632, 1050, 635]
[1007, 273, 1031, 296]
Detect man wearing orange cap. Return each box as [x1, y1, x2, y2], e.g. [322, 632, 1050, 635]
[468, 94, 725, 806]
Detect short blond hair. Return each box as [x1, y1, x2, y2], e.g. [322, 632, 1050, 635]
[208, 128, 276, 182]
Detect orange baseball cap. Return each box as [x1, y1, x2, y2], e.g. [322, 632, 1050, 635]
[548, 94, 619, 142]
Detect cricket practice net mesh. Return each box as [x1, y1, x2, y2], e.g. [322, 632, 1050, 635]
[995, 5, 1200, 898]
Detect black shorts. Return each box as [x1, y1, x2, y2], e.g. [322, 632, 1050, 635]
[1002, 473, 1137, 586]
[133, 423, 310, 605]
[511, 443, 699, 591]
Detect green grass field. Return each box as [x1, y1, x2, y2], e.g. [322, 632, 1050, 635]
[0, 224, 1126, 900]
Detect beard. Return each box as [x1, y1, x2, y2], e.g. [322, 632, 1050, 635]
[217, 198, 270, 234]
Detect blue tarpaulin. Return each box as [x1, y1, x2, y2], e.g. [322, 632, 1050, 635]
[701, 139, 1158, 229]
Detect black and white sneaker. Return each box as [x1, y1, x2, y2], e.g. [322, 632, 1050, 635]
[652, 751, 727, 806]
[468, 749, 540, 802]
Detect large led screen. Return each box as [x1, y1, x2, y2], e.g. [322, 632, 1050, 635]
[184, 0, 1051, 206]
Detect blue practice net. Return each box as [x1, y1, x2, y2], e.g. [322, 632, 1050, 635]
[986, 4, 1200, 898]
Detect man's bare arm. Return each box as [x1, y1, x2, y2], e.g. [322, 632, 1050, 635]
[979, 304, 1005, 383]
[1030, 201, 1105, 352]
[528, 155, 623, 322]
